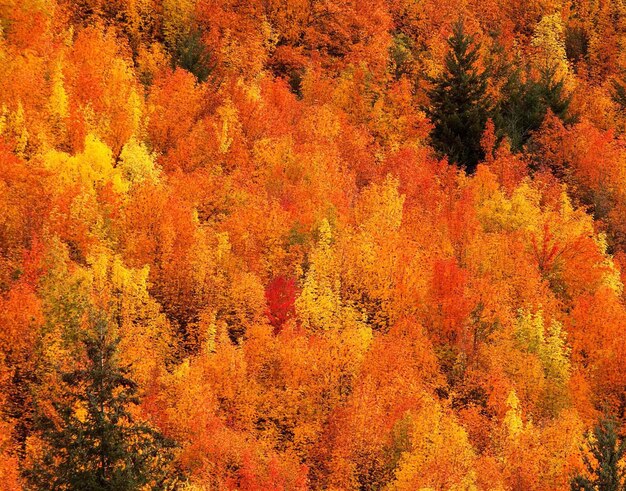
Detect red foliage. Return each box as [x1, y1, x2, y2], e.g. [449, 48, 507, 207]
[265, 275, 298, 333]
[429, 258, 473, 348]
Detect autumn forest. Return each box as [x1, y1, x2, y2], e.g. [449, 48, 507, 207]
[3, 0, 626, 489]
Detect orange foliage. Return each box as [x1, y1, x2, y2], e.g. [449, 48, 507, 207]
[2, 0, 626, 489]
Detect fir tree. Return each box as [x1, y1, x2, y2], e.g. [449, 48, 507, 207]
[425, 20, 491, 173]
[571, 415, 626, 491]
[611, 75, 626, 110]
[171, 28, 216, 84]
[25, 313, 176, 490]
[537, 65, 571, 123]
[494, 62, 544, 152]
[495, 61, 572, 152]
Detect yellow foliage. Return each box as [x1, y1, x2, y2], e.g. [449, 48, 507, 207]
[343, 175, 406, 330]
[355, 175, 405, 236]
[216, 231, 231, 260]
[594, 233, 624, 296]
[477, 181, 542, 233]
[296, 219, 343, 330]
[49, 63, 69, 119]
[43, 134, 129, 193]
[162, 0, 195, 48]
[128, 87, 143, 136]
[389, 402, 477, 491]
[87, 251, 174, 385]
[216, 98, 238, 154]
[0, 104, 7, 135]
[503, 390, 524, 440]
[531, 13, 573, 89]
[514, 309, 571, 416]
[118, 138, 160, 185]
[515, 310, 570, 384]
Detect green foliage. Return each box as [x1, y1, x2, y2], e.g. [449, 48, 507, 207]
[389, 33, 415, 80]
[425, 20, 491, 172]
[571, 416, 626, 491]
[514, 310, 571, 417]
[25, 313, 176, 490]
[356, 414, 413, 490]
[495, 63, 572, 151]
[171, 28, 216, 83]
[537, 65, 572, 123]
[611, 76, 626, 110]
[565, 25, 589, 65]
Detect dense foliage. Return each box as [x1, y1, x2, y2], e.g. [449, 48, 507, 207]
[2, 0, 626, 489]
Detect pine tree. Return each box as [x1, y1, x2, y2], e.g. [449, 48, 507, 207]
[25, 313, 176, 490]
[425, 20, 491, 173]
[611, 75, 626, 110]
[571, 416, 626, 491]
[494, 62, 544, 152]
[495, 61, 572, 152]
[172, 28, 216, 83]
[536, 65, 571, 123]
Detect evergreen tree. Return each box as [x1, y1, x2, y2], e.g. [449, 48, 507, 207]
[571, 415, 626, 491]
[425, 20, 491, 173]
[171, 28, 216, 84]
[494, 62, 544, 152]
[495, 62, 572, 152]
[611, 75, 626, 110]
[25, 313, 176, 490]
[537, 64, 571, 123]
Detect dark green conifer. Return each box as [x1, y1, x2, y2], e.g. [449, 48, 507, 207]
[571, 415, 626, 491]
[425, 20, 491, 173]
[171, 28, 216, 83]
[25, 313, 176, 491]
[611, 76, 626, 110]
[495, 62, 572, 152]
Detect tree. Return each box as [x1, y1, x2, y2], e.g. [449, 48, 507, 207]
[170, 28, 216, 84]
[389, 401, 477, 490]
[571, 416, 626, 491]
[425, 20, 491, 172]
[531, 13, 571, 87]
[536, 65, 572, 124]
[265, 275, 298, 333]
[611, 75, 626, 110]
[495, 61, 571, 152]
[25, 313, 176, 490]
